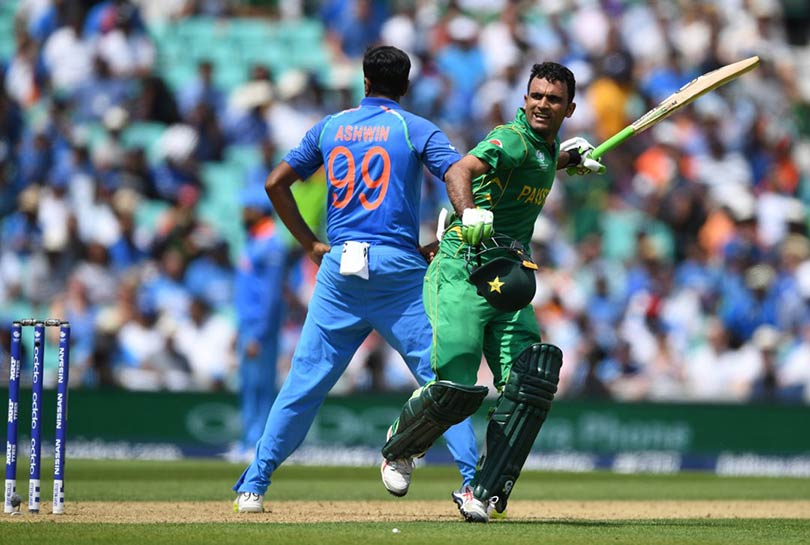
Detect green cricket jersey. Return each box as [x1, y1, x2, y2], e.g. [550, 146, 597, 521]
[442, 108, 559, 255]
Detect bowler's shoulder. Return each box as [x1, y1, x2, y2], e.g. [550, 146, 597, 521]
[396, 109, 442, 133]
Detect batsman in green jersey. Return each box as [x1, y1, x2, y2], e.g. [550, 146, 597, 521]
[380, 62, 605, 522]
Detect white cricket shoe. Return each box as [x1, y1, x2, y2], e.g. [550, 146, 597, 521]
[233, 492, 265, 513]
[381, 457, 414, 497]
[454, 485, 498, 523]
[380, 425, 415, 497]
[453, 486, 508, 520]
[451, 484, 472, 513]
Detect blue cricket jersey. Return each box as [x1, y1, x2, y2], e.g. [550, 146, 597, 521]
[284, 97, 461, 249]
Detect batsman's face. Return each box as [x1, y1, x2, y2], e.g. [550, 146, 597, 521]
[524, 77, 575, 143]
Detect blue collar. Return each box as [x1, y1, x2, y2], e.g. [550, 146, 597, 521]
[360, 97, 402, 109]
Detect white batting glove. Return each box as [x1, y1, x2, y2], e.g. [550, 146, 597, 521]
[561, 136, 606, 175]
[461, 208, 494, 246]
[561, 136, 594, 154]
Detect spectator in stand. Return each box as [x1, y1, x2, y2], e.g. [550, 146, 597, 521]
[435, 16, 486, 127]
[115, 289, 190, 391]
[721, 264, 781, 345]
[41, 11, 94, 94]
[4, 33, 44, 108]
[177, 59, 226, 119]
[267, 70, 321, 153]
[781, 307, 810, 403]
[187, 102, 226, 162]
[71, 56, 134, 124]
[747, 325, 783, 403]
[134, 74, 182, 125]
[95, 2, 156, 79]
[118, 147, 156, 196]
[224, 79, 273, 147]
[1, 185, 42, 260]
[172, 294, 236, 390]
[49, 275, 98, 387]
[73, 240, 119, 306]
[107, 188, 149, 272]
[151, 124, 201, 202]
[243, 140, 276, 192]
[27, 0, 76, 44]
[184, 237, 234, 311]
[142, 245, 192, 321]
[322, 0, 388, 61]
[83, 0, 146, 38]
[599, 339, 649, 401]
[16, 126, 53, 188]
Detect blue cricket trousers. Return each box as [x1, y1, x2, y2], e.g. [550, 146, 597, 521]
[233, 245, 478, 494]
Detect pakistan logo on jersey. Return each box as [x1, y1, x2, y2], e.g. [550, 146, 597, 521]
[535, 150, 549, 169]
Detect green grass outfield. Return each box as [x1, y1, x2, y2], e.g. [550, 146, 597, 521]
[2, 459, 809, 545]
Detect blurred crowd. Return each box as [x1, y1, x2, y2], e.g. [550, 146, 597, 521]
[1, 0, 810, 404]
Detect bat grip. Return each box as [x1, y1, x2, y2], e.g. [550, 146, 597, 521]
[591, 126, 635, 160]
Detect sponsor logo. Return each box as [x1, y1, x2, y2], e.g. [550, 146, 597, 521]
[55, 393, 63, 429]
[29, 439, 37, 475]
[54, 440, 61, 475]
[536, 150, 549, 168]
[502, 480, 514, 495]
[58, 348, 65, 383]
[32, 344, 40, 383]
[31, 393, 38, 431]
[488, 139, 503, 148]
[5, 442, 15, 465]
[7, 400, 16, 423]
[516, 185, 550, 206]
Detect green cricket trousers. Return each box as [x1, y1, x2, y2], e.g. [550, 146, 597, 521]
[423, 249, 542, 388]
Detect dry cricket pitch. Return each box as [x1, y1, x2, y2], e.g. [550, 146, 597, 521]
[4, 500, 810, 523]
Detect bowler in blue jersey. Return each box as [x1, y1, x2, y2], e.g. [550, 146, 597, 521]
[232, 46, 478, 513]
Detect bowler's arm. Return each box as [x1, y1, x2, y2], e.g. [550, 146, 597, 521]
[266, 161, 330, 265]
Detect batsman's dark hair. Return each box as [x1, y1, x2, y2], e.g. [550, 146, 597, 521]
[528, 62, 576, 104]
[363, 45, 410, 99]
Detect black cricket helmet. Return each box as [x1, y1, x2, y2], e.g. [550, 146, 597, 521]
[466, 234, 538, 312]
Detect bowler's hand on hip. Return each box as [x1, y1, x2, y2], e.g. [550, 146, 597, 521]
[308, 242, 332, 266]
[461, 208, 494, 246]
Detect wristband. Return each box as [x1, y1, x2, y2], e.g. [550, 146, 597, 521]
[566, 147, 582, 167]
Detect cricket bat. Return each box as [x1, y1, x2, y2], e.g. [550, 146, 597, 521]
[590, 56, 760, 160]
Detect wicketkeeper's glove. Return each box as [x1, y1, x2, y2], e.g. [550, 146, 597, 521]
[461, 208, 494, 246]
[561, 136, 606, 175]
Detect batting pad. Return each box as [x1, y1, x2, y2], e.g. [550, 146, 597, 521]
[473, 343, 562, 512]
[382, 381, 488, 461]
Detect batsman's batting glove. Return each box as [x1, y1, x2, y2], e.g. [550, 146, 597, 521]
[461, 208, 494, 246]
[561, 136, 606, 176]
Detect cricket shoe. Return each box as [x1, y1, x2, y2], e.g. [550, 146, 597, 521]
[380, 426, 415, 497]
[233, 492, 265, 513]
[381, 457, 414, 497]
[453, 486, 508, 520]
[451, 484, 472, 513]
[455, 486, 499, 523]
